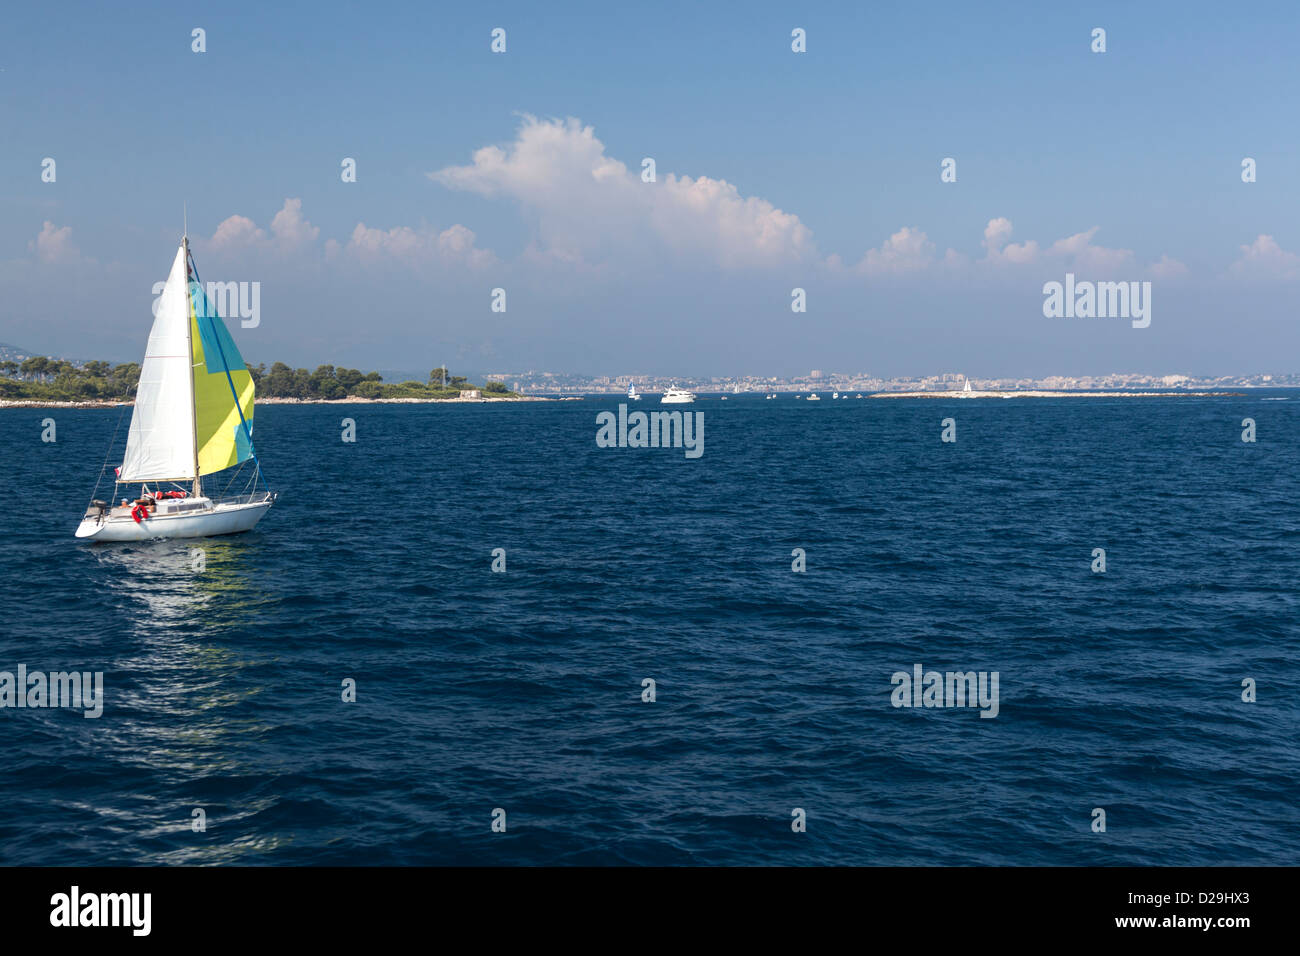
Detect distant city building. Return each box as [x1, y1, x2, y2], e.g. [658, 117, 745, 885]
[444, 366, 1296, 395]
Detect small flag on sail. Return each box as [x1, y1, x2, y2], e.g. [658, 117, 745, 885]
[114, 466, 121, 477]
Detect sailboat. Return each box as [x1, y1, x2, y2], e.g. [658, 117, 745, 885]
[627, 382, 641, 401]
[75, 234, 275, 541]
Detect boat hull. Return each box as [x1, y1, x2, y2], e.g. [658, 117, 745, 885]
[75, 499, 272, 542]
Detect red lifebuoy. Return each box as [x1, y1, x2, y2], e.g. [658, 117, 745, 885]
[131, 502, 149, 523]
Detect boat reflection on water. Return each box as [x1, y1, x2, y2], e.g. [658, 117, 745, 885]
[92, 537, 269, 632]
[89, 539, 290, 863]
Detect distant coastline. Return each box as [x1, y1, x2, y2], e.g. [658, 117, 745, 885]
[871, 389, 1244, 399]
[1, 389, 1257, 409]
[258, 395, 551, 404]
[0, 394, 551, 409]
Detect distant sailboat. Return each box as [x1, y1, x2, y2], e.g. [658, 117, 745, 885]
[76, 234, 275, 540]
[807, 392, 821, 401]
[627, 382, 641, 401]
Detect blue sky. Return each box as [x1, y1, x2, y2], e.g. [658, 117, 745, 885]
[2, 0, 1299, 378]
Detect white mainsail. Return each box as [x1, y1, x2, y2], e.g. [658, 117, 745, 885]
[119, 244, 197, 481]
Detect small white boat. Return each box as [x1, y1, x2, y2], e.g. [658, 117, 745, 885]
[660, 385, 696, 404]
[807, 393, 821, 401]
[720, 396, 728, 400]
[832, 391, 839, 399]
[732, 384, 741, 394]
[765, 393, 776, 400]
[627, 382, 641, 401]
[855, 393, 864, 399]
[76, 233, 275, 541]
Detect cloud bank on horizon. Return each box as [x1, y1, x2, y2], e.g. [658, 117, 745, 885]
[5, 115, 1298, 375]
[25, 116, 1295, 279]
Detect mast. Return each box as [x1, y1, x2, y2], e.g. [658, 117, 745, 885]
[182, 233, 202, 498]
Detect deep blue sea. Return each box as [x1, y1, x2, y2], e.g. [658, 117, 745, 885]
[2, 393, 1298, 865]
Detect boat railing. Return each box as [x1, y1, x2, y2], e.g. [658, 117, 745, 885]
[214, 491, 275, 506]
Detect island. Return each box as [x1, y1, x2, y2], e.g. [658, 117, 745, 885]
[0, 357, 545, 407]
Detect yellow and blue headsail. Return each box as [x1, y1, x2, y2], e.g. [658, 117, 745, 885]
[187, 257, 258, 478]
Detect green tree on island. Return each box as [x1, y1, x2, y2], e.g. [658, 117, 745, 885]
[1, 356, 515, 402]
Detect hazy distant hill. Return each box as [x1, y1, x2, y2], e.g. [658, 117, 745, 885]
[0, 343, 36, 363]
[0, 343, 93, 366]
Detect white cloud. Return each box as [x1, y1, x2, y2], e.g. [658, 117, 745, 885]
[1147, 255, 1189, 279]
[1047, 227, 1134, 272]
[29, 221, 78, 263]
[204, 199, 317, 252]
[382, 128, 1227, 286]
[837, 218, 1172, 281]
[1229, 234, 1300, 280]
[270, 198, 319, 247]
[979, 218, 1140, 273]
[982, 217, 1040, 265]
[430, 115, 816, 270]
[857, 227, 935, 275]
[982, 217, 1014, 252]
[340, 222, 496, 268]
[209, 214, 265, 250]
[199, 198, 492, 269]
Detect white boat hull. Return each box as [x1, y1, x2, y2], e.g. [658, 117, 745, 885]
[75, 499, 272, 542]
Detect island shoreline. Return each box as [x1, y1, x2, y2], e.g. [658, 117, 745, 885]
[0, 395, 553, 409]
[0, 390, 1254, 409]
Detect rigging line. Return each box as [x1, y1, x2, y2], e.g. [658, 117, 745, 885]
[219, 457, 248, 499]
[188, 252, 268, 491]
[93, 403, 129, 498]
